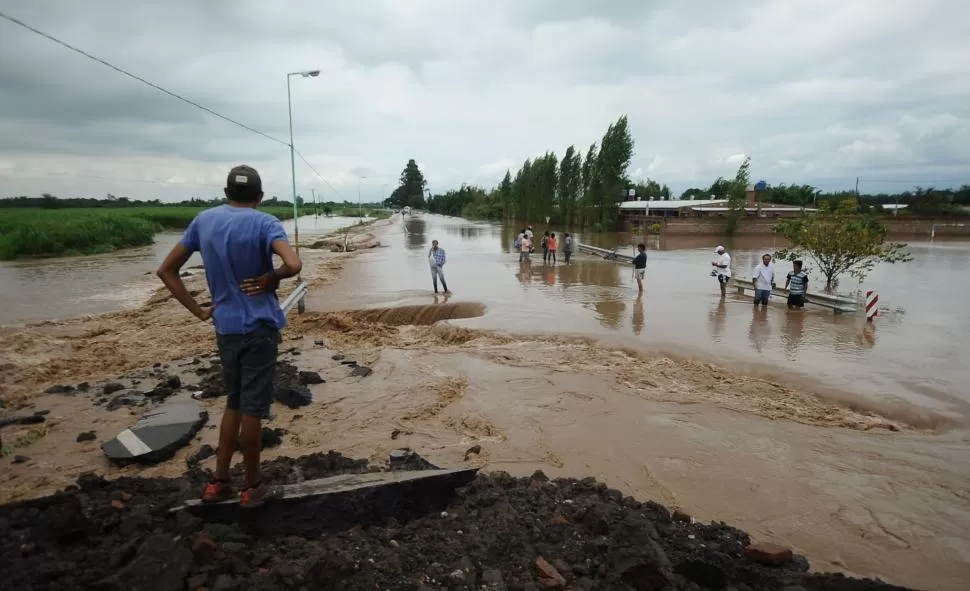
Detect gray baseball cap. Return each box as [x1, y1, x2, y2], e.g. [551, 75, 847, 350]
[226, 165, 262, 192]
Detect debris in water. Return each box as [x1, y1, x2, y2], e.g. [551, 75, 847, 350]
[298, 370, 325, 385]
[102, 398, 208, 465]
[350, 365, 372, 378]
[76, 431, 97, 443]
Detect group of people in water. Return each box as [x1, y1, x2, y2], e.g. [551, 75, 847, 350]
[514, 225, 574, 265]
[510, 226, 811, 308]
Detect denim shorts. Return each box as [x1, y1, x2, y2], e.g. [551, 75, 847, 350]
[754, 289, 771, 304]
[216, 324, 281, 418]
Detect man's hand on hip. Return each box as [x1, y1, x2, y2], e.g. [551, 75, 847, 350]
[241, 272, 280, 296]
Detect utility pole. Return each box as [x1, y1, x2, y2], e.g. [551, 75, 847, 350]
[855, 177, 860, 197]
[311, 188, 317, 216]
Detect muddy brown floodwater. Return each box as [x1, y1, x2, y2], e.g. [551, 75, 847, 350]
[2, 214, 969, 590]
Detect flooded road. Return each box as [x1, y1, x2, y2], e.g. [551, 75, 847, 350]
[314, 214, 970, 422]
[0, 215, 367, 326]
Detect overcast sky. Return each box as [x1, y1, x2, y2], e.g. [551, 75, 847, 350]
[0, 0, 968, 202]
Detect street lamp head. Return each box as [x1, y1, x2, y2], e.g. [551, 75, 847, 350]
[306, 70, 320, 77]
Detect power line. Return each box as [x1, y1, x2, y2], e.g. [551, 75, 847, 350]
[0, 10, 289, 147]
[294, 150, 347, 201]
[0, 10, 359, 200]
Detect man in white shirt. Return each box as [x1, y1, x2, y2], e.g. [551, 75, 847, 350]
[751, 253, 775, 308]
[711, 245, 732, 297]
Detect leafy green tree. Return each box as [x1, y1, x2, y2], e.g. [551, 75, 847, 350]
[580, 143, 598, 225]
[774, 199, 912, 289]
[594, 115, 634, 228]
[388, 159, 427, 208]
[557, 145, 581, 225]
[680, 187, 708, 200]
[724, 157, 750, 235]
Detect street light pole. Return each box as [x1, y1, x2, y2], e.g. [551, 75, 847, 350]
[286, 69, 320, 256]
[357, 175, 366, 218]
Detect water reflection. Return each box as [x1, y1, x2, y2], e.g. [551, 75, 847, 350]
[633, 295, 645, 335]
[405, 218, 427, 250]
[748, 307, 770, 353]
[709, 298, 728, 342]
[781, 310, 807, 359]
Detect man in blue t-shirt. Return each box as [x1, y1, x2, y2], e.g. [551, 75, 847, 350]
[156, 164, 302, 509]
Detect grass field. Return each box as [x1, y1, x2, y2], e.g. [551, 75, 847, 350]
[0, 206, 294, 260]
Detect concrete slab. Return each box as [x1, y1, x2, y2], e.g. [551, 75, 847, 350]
[102, 395, 208, 466]
[173, 467, 479, 536]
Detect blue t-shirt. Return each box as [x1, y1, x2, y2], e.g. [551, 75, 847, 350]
[179, 205, 289, 335]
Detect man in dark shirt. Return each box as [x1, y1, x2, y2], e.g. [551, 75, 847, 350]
[633, 243, 647, 294]
[156, 165, 302, 509]
[785, 260, 809, 310]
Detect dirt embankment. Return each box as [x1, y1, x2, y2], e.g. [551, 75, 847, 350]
[0, 451, 912, 591]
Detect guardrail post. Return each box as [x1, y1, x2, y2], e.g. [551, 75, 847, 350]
[865, 290, 878, 323]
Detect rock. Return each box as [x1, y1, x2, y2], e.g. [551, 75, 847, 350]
[107, 392, 143, 411]
[222, 541, 247, 553]
[120, 491, 133, 502]
[339, 360, 356, 365]
[34, 410, 51, 416]
[535, 557, 567, 589]
[12, 455, 30, 464]
[188, 444, 216, 465]
[331, 354, 345, 360]
[45, 384, 74, 394]
[147, 386, 174, 399]
[298, 371, 325, 385]
[77, 382, 90, 391]
[745, 542, 794, 565]
[261, 427, 286, 449]
[192, 533, 218, 557]
[175, 510, 202, 535]
[110, 500, 126, 511]
[20, 542, 36, 557]
[161, 375, 181, 390]
[103, 382, 125, 395]
[672, 509, 692, 523]
[76, 431, 97, 443]
[186, 574, 208, 590]
[213, 574, 237, 591]
[390, 429, 412, 440]
[113, 534, 192, 591]
[274, 385, 312, 409]
[464, 445, 482, 460]
[550, 512, 570, 525]
[350, 365, 373, 378]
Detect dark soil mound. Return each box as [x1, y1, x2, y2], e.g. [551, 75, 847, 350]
[0, 454, 911, 591]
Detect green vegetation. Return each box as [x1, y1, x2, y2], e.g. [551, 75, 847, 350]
[773, 199, 913, 290]
[423, 115, 635, 229]
[385, 159, 428, 210]
[724, 157, 751, 235]
[0, 205, 294, 261]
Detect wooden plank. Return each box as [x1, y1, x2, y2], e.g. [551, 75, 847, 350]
[171, 468, 479, 537]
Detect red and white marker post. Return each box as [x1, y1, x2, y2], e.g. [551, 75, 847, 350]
[865, 290, 879, 322]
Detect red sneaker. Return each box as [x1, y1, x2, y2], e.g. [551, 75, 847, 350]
[201, 480, 232, 503]
[239, 482, 282, 509]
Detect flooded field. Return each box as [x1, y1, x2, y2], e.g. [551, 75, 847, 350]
[313, 214, 970, 424]
[0, 215, 368, 326]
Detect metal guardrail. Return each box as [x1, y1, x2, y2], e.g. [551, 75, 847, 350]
[575, 242, 635, 263]
[731, 277, 859, 314]
[280, 281, 308, 315]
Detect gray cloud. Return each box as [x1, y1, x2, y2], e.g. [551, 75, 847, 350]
[0, 0, 968, 203]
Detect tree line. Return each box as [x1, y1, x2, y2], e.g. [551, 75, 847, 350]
[0, 193, 386, 214]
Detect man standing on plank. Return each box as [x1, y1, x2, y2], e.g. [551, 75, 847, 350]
[429, 239, 450, 294]
[156, 164, 302, 509]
